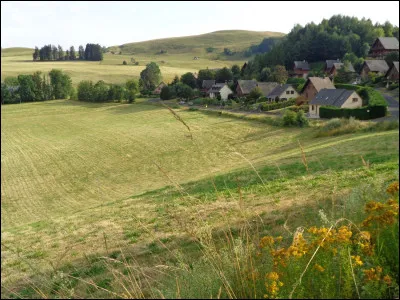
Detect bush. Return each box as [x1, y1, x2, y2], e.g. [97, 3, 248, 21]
[282, 110, 297, 126]
[122, 60, 127, 65]
[288, 105, 308, 113]
[296, 111, 309, 127]
[160, 86, 174, 100]
[388, 84, 399, 90]
[321, 118, 342, 132]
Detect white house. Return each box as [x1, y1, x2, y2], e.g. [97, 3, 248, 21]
[309, 88, 363, 118]
[208, 83, 233, 100]
[267, 84, 299, 101]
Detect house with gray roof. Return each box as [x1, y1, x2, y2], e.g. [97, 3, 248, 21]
[370, 37, 399, 58]
[208, 83, 233, 100]
[257, 82, 279, 97]
[325, 59, 341, 73]
[235, 80, 278, 97]
[329, 62, 356, 76]
[267, 84, 299, 101]
[236, 80, 258, 96]
[292, 60, 310, 78]
[360, 60, 389, 79]
[201, 80, 216, 94]
[309, 88, 363, 118]
[385, 61, 399, 82]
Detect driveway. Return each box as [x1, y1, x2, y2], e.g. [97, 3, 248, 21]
[372, 90, 399, 122]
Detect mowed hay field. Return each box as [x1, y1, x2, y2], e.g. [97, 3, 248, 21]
[1, 30, 285, 86]
[1, 51, 220, 86]
[1, 100, 399, 296]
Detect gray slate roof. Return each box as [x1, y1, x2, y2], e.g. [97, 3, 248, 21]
[376, 37, 399, 50]
[310, 89, 356, 107]
[267, 84, 294, 98]
[385, 61, 399, 77]
[202, 80, 216, 90]
[257, 82, 279, 96]
[237, 80, 258, 94]
[364, 60, 389, 73]
[208, 83, 227, 93]
[294, 61, 310, 70]
[333, 62, 355, 73]
[326, 59, 341, 70]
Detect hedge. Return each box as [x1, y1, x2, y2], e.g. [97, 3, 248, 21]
[258, 98, 296, 111]
[319, 105, 387, 120]
[333, 84, 388, 107]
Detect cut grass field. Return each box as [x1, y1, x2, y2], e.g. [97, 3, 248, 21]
[1, 30, 283, 86]
[1, 99, 398, 298]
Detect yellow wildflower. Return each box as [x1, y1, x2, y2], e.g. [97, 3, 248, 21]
[266, 272, 279, 281]
[314, 264, 325, 272]
[386, 181, 399, 195]
[260, 236, 275, 248]
[351, 255, 363, 267]
[383, 275, 392, 285]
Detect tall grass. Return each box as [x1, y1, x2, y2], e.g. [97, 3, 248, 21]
[3, 104, 399, 299]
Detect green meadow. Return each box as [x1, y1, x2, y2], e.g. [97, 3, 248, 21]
[1, 98, 398, 298]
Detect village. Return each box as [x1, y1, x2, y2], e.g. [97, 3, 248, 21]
[153, 36, 399, 119]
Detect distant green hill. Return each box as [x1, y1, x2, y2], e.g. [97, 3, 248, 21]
[111, 30, 285, 56]
[1, 47, 33, 57]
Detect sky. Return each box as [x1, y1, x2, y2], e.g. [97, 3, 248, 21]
[1, 1, 399, 49]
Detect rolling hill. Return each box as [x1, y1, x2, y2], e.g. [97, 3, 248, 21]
[1, 30, 285, 85]
[110, 30, 285, 56]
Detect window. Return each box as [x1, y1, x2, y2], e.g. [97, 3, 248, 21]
[286, 91, 290, 94]
[291, 90, 294, 94]
[312, 105, 314, 110]
[352, 98, 358, 103]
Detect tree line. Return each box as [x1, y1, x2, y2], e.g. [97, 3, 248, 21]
[1, 69, 73, 104]
[33, 44, 106, 61]
[242, 15, 399, 79]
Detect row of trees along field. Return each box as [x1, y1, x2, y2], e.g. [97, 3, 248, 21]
[1, 70, 72, 104]
[32, 43, 106, 61]
[242, 15, 399, 79]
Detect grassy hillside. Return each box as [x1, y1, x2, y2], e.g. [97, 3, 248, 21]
[1, 99, 398, 298]
[1, 30, 284, 86]
[114, 30, 284, 55]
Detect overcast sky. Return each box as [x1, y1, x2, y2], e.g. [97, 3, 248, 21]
[2, 1, 399, 49]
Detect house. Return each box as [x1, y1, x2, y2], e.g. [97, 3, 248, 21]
[208, 83, 233, 100]
[236, 80, 258, 97]
[360, 60, 389, 79]
[385, 61, 399, 82]
[267, 84, 299, 101]
[235, 80, 278, 97]
[257, 82, 279, 97]
[153, 82, 166, 95]
[369, 37, 399, 58]
[300, 77, 335, 101]
[309, 89, 363, 118]
[291, 60, 310, 78]
[329, 62, 356, 76]
[201, 80, 216, 94]
[325, 59, 341, 73]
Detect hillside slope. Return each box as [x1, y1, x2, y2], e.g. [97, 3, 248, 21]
[112, 30, 285, 55]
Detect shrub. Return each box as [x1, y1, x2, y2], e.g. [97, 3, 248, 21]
[321, 118, 342, 132]
[160, 86, 174, 100]
[388, 84, 399, 90]
[296, 110, 309, 127]
[122, 61, 127, 65]
[282, 110, 297, 126]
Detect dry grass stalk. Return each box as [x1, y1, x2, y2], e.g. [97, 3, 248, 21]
[162, 103, 192, 140]
[347, 247, 361, 299]
[360, 155, 370, 169]
[298, 140, 309, 172]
